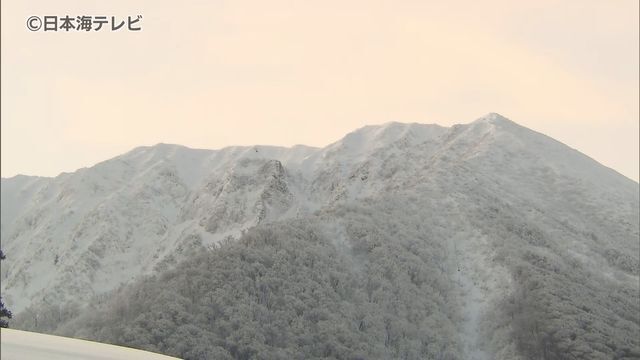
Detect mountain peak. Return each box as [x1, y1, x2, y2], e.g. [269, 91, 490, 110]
[473, 112, 513, 125]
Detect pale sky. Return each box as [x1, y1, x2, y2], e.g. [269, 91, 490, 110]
[1, 0, 638, 181]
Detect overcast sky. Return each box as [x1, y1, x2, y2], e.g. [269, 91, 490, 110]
[1, 0, 638, 181]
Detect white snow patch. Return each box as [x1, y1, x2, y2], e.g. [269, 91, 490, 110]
[0, 328, 180, 360]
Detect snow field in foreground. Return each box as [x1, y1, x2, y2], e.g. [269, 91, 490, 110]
[0, 328, 180, 360]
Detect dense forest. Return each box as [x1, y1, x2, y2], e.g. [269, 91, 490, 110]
[14, 192, 640, 360]
[50, 222, 459, 358]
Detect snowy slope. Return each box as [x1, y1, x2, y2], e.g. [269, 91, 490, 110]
[0, 119, 451, 313]
[1, 113, 638, 358]
[0, 328, 180, 359]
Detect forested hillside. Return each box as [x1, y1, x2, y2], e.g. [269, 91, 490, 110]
[48, 190, 640, 359]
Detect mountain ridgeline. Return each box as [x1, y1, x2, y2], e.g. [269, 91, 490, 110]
[1, 114, 638, 359]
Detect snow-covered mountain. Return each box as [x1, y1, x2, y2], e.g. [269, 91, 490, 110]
[1, 113, 638, 359]
[0, 119, 445, 313]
